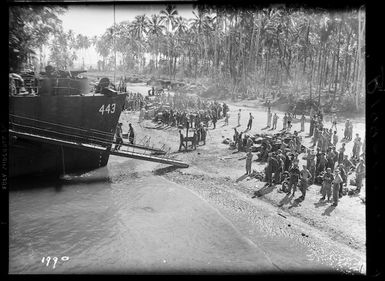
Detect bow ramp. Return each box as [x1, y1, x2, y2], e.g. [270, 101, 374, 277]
[110, 141, 189, 168]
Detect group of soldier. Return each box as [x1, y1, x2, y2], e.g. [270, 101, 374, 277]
[239, 105, 365, 207]
[150, 93, 230, 151]
[125, 92, 145, 111]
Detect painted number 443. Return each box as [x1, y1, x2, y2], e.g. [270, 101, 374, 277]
[99, 103, 116, 115]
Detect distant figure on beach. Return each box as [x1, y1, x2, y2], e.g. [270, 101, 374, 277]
[272, 113, 278, 130]
[247, 113, 254, 130]
[238, 109, 241, 127]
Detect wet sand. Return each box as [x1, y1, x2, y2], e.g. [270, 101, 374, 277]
[117, 82, 366, 274]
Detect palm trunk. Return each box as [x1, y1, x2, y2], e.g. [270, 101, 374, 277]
[333, 21, 342, 103]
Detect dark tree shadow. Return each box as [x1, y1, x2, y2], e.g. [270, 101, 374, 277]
[236, 174, 249, 183]
[314, 200, 328, 208]
[153, 165, 179, 176]
[322, 205, 336, 216]
[253, 183, 276, 198]
[288, 197, 303, 209]
[278, 193, 294, 207]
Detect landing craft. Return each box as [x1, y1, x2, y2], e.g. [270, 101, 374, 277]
[9, 67, 127, 177]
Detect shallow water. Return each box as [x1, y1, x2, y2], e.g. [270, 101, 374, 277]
[9, 159, 279, 274]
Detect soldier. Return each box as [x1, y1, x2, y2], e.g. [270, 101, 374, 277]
[338, 143, 346, 164]
[312, 125, 319, 147]
[265, 153, 274, 185]
[288, 162, 301, 196]
[300, 114, 306, 132]
[287, 113, 292, 130]
[275, 152, 285, 184]
[212, 114, 217, 129]
[343, 119, 349, 140]
[284, 152, 293, 172]
[321, 168, 334, 201]
[246, 135, 254, 152]
[342, 155, 354, 174]
[355, 158, 365, 193]
[299, 165, 312, 200]
[113, 123, 123, 151]
[326, 148, 336, 172]
[178, 130, 186, 151]
[332, 131, 338, 147]
[322, 130, 329, 153]
[247, 113, 254, 130]
[272, 113, 279, 130]
[308, 150, 317, 185]
[338, 163, 347, 198]
[332, 169, 343, 206]
[348, 121, 353, 140]
[233, 128, 239, 146]
[267, 108, 272, 128]
[270, 153, 279, 185]
[317, 153, 327, 177]
[245, 150, 253, 175]
[224, 112, 230, 126]
[128, 123, 135, 144]
[238, 109, 241, 127]
[353, 137, 363, 160]
[201, 126, 207, 145]
[237, 132, 244, 152]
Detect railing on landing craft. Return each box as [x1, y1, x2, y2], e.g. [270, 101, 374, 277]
[9, 114, 115, 148]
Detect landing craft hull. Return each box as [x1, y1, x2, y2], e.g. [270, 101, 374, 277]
[9, 94, 126, 178]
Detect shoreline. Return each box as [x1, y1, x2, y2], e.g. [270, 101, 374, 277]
[118, 90, 366, 273]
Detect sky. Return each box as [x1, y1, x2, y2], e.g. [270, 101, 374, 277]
[57, 4, 195, 68]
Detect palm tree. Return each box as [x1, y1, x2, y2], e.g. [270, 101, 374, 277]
[160, 4, 178, 79]
[130, 14, 149, 71]
[147, 14, 165, 71]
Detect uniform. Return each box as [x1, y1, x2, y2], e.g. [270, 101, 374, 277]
[321, 172, 334, 201]
[299, 167, 312, 199]
[355, 161, 365, 192]
[247, 114, 254, 130]
[114, 124, 123, 151]
[288, 165, 301, 195]
[273, 114, 279, 129]
[332, 172, 343, 206]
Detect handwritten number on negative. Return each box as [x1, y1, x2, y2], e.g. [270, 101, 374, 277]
[41, 256, 70, 269]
